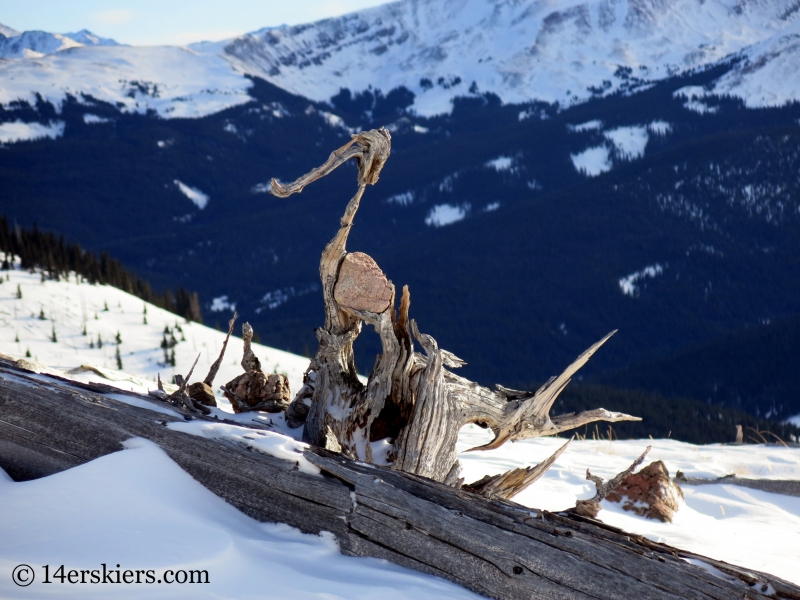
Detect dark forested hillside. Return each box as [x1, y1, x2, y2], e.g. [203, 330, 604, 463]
[0, 218, 202, 322]
[1, 67, 799, 421]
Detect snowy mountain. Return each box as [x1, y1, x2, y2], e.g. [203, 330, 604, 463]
[1, 0, 799, 118]
[220, 0, 800, 114]
[0, 22, 20, 38]
[0, 23, 120, 60]
[61, 28, 121, 47]
[0, 30, 82, 59]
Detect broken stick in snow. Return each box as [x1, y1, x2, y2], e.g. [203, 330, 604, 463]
[269, 129, 641, 497]
[572, 445, 652, 518]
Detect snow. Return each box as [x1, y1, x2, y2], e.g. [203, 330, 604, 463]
[0, 438, 482, 599]
[219, 0, 800, 116]
[457, 429, 800, 586]
[1, 260, 800, 594]
[604, 126, 648, 160]
[710, 18, 800, 108]
[1, 0, 797, 121]
[648, 120, 671, 135]
[174, 180, 209, 210]
[82, 114, 111, 125]
[484, 156, 513, 171]
[570, 145, 611, 176]
[0, 260, 309, 403]
[0, 0, 797, 120]
[168, 421, 321, 476]
[386, 191, 415, 205]
[208, 295, 235, 312]
[0, 120, 64, 143]
[0, 31, 82, 59]
[684, 100, 718, 114]
[0, 45, 253, 119]
[568, 120, 603, 132]
[619, 263, 665, 297]
[425, 204, 468, 227]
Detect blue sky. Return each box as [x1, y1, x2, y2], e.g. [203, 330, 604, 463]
[1, 1, 389, 45]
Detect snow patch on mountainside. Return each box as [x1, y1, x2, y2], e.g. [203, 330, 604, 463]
[619, 263, 665, 296]
[174, 180, 209, 209]
[568, 120, 603, 132]
[82, 113, 112, 124]
[571, 145, 612, 176]
[0, 120, 64, 143]
[605, 126, 649, 160]
[425, 204, 468, 227]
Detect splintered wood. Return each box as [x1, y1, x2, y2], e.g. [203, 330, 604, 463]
[270, 129, 641, 498]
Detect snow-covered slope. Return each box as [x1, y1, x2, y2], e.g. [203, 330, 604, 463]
[220, 0, 800, 114]
[0, 22, 21, 38]
[0, 44, 252, 118]
[0, 259, 309, 405]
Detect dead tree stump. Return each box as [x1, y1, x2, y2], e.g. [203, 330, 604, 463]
[271, 129, 641, 498]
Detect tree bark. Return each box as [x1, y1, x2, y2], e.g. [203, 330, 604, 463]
[0, 363, 797, 600]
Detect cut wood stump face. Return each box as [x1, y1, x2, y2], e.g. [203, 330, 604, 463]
[606, 460, 684, 523]
[334, 252, 393, 314]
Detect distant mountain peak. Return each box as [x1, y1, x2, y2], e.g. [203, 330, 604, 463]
[0, 22, 21, 38]
[63, 29, 121, 47]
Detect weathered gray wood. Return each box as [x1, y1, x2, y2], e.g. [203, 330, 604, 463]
[270, 130, 640, 491]
[675, 473, 800, 498]
[2, 363, 798, 600]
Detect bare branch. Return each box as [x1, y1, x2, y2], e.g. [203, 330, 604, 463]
[464, 437, 573, 500]
[573, 445, 651, 518]
[204, 311, 237, 386]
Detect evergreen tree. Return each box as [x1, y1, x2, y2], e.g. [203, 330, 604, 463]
[25, 348, 31, 358]
[38, 307, 46, 320]
[50, 324, 57, 343]
[115, 346, 123, 370]
[115, 331, 122, 345]
[97, 335, 103, 349]
[15, 284, 21, 299]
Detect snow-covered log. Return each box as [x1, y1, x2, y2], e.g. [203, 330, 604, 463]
[0, 362, 798, 600]
[272, 129, 639, 494]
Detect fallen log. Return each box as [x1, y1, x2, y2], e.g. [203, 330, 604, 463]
[1, 362, 798, 600]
